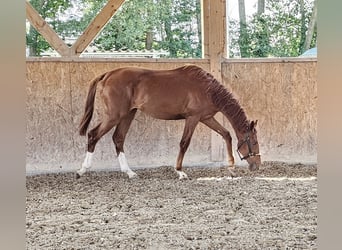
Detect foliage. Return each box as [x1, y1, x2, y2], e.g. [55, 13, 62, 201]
[90, 0, 201, 57]
[93, 0, 157, 51]
[26, 0, 72, 56]
[229, 0, 317, 58]
[26, 0, 317, 58]
[26, 0, 201, 58]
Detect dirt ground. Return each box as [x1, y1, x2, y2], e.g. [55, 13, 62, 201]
[26, 161, 317, 250]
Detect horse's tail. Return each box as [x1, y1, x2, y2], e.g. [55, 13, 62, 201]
[79, 73, 107, 136]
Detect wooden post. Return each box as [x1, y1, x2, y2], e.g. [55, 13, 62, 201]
[202, 0, 227, 162]
[201, 0, 210, 59]
[26, 0, 126, 58]
[26, 1, 70, 57]
[70, 0, 126, 57]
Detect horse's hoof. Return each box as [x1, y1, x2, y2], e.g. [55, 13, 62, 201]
[227, 167, 236, 178]
[75, 172, 81, 179]
[127, 171, 138, 179]
[177, 171, 188, 180]
[228, 160, 235, 168]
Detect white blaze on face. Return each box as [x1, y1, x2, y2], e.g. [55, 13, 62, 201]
[118, 152, 137, 178]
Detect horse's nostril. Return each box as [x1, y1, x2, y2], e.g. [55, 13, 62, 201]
[249, 162, 258, 171]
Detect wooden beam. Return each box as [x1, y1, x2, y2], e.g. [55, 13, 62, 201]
[26, 1, 70, 57]
[201, 0, 210, 59]
[70, 0, 126, 56]
[203, 0, 227, 162]
[208, 0, 227, 74]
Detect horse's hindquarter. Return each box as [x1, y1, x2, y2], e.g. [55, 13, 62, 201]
[132, 70, 216, 120]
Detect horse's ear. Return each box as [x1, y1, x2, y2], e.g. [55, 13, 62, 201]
[250, 120, 258, 130]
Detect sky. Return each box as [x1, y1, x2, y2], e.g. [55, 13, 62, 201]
[227, 0, 259, 20]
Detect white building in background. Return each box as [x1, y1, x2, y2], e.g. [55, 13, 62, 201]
[29, 37, 169, 58]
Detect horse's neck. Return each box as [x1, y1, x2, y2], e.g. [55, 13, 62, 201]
[232, 126, 245, 142]
[232, 123, 247, 142]
[203, 75, 249, 138]
[221, 108, 248, 140]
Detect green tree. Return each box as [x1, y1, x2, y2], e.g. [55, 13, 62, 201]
[26, 0, 202, 58]
[93, 0, 157, 51]
[303, 0, 317, 51]
[238, 0, 249, 57]
[229, 0, 317, 58]
[26, 0, 72, 56]
[93, 0, 201, 58]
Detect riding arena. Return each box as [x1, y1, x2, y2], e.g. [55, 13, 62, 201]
[26, 0, 317, 249]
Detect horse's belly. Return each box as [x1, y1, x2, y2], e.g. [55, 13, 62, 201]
[131, 85, 200, 120]
[138, 104, 186, 120]
[150, 113, 185, 120]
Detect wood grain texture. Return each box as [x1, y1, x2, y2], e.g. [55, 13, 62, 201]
[26, 61, 211, 173]
[71, 0, 126, 56]
[26, 1, 70, 56]
[206, 0, 227, 162]
[221, 61, 317, 163]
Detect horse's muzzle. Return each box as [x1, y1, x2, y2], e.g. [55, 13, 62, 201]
[248, 162, 259, 171]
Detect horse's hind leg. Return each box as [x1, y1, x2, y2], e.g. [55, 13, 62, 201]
[112, 109, 137, 178]
[76, 118, 117, 178]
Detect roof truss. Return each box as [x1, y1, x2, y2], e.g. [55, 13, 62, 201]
[26, 0, 126, 57]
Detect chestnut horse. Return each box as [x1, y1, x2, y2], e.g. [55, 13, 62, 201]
[77, 65, 261, 179]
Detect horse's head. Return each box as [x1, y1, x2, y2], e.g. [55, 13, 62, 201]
[237, 120, 261, 171]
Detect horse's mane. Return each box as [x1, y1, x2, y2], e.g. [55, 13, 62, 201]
[179, 65, 250, 132]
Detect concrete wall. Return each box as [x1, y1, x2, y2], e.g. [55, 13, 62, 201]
[26, 58, 317, 174]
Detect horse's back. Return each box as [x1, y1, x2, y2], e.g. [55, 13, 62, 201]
[98, 65, 217, 120]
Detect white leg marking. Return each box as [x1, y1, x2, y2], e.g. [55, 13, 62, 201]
[176, 170, 188, 180]
[77, 152, 93, 176]
[118, 152, 137, 178]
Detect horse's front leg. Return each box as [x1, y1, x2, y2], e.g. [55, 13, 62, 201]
[201, 117, 236, 176]
[175, 117, 200, 179]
